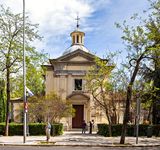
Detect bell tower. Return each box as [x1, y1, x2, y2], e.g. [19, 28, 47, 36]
[70, 16, 85, 46]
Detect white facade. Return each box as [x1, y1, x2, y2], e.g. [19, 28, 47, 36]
[44, 29, 109, 129]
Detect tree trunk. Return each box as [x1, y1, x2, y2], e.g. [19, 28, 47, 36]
[106, 111, 112, 137]
[120, 58, 141, 144]
[120, 85, 132, 144]
[0, 89, 3, 122]
[5, 68, 10, 136]
[3, 88, 5, 122]
[147, 106, 152, 122]
[152, 65, 160, 124]
[108, 123, 112, 137]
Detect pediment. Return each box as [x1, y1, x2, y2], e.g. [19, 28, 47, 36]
[67, 92, 90, 101]
[68, 55, 89, 62]
[49, 49, 107, 67]
[53, 49, 95, 62]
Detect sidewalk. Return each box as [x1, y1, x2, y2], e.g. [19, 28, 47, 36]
[0, 131, 160, 147]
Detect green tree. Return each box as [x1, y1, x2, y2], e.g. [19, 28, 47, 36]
[140, 81, 159, 122]
[144, 0, 160, 124]
[109, 68, 129, 124]
[116, 0, 160, 144]
[86, 57, 114, 136]
[118, 23, 149, 144]
[28, 92, 75, 123]
[10, 52, 47, 98]
[0, 5, 42, 135]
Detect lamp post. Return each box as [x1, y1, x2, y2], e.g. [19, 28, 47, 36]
[136, 94, 141, 144]
[23, 0, 27, 143]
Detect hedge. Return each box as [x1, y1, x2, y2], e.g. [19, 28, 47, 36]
[97, 124, 160, 137]
[0, 123, 63, 136]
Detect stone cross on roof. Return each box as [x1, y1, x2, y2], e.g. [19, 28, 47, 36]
[75, 15, 80, 30]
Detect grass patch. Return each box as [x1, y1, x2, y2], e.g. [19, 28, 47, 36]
[39, 141, 56, 145]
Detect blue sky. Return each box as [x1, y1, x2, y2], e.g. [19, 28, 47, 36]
[1, 0, 149, 63]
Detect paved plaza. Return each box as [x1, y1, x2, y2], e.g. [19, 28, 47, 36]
[0, 131, 160, 147]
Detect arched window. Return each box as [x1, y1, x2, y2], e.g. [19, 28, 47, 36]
[73, 36, 75, 44]
[77, 35, 79, 43]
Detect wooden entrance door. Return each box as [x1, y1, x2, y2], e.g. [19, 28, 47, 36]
[72, 105, 84, 128]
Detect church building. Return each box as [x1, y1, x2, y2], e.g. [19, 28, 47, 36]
[44, 19, 109, 129]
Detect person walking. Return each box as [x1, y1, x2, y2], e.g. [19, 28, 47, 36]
[45, 122, 51, 142]
[82, 120, 87, 134]
[92, 120, 95, 130]
[89, 121, 93, 134]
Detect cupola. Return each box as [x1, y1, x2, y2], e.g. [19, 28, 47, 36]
[63, 16, 89, 55]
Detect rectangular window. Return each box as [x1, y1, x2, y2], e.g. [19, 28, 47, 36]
[74, 79, 82, 90]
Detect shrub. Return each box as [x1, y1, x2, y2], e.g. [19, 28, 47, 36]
[153, 125, 160, 137]
[9, 123, 23, 135]
[97, 124, 123, 136]
[51, 123, 63, 136]
[112, 124, 123, 136]
[0, 123, 5, 135]
[97, 124, 109, 136]
[97, 124, 160, 137]
[0, 123, 63, 136]
[29, 123, 46, 135]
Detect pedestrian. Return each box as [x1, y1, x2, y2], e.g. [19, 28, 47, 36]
[82, 120, 87, 134]
[92, 120, 94, 130]
[45, 121, 51, 142]
[89, 121, 93, 134]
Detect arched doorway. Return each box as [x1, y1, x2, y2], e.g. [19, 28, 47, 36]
[67, 92, 90, 128]
[72, 105, 84, 128]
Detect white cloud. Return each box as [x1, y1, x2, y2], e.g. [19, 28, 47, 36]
[2, 0, 148, 61]
[1, 0, 110, 57]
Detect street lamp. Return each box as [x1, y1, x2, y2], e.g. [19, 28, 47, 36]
[23, 0, 27, 143]
[136, 94, 141, 144]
